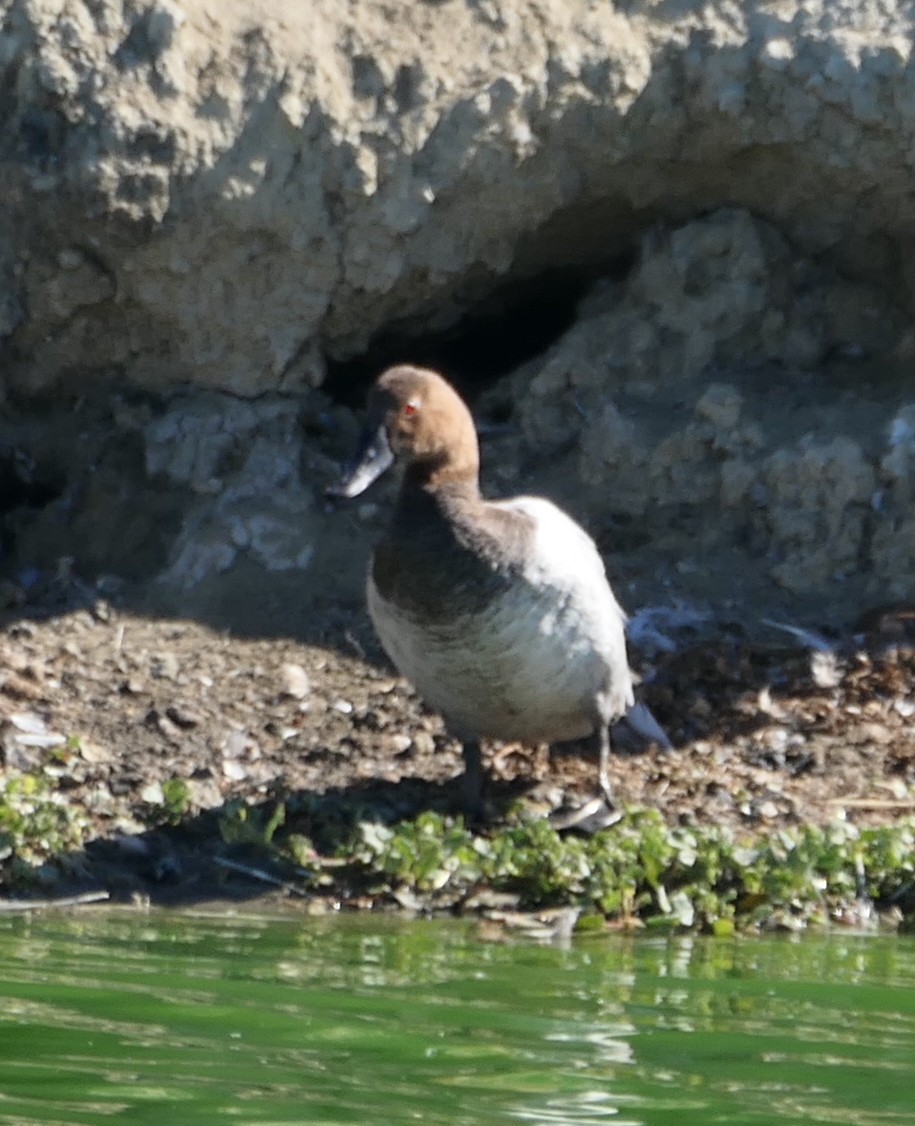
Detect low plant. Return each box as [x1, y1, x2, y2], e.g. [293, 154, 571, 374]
[346, 807, 915, 931]
[0, 769, 90, 882]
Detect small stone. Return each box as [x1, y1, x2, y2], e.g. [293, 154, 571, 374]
[1, 740, 40, 772]
[85, 784, 115, 812]
[854, 722, 892, 746]
[411, 731, 435, 757]
[280, 662, 311, 699]
[188, 777, 224, 809]
[79, 739, 112, 764]
[222, 758, 247, 782]
[385, 733, 413, 755]
[140, 781, 164, 804]
[222, 729, 249, 758]
[9, 711, 47, 735]
[810, 651, 843, 689]
[333, 699, 353, 715]
[166, 705, 202, 729]
[152, 711, 182, 741]
[14, 731, 66, 748]
[759, 800, 779, 819]
[151, 652, 180, 680]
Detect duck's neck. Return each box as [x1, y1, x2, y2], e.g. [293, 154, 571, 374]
[391, 464, 480, 534]
[404, 459, 481, 499]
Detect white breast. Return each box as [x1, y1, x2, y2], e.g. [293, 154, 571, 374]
[368, 495, 633, 743]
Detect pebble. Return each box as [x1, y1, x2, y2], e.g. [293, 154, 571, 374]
[411, 731, 435, 757]
[79, 739, 112, 764]
[151, 652, 180, 680]
[281, 662, 311, 699]
[810, 651, 843, 689]
[153, 712, 183, 742]
[759, 800, 779, 819]
[9, 711, 48, 734]
[333, 699, 354, 715]
[140, 781, 164, 804]
[14, 732, 66, 748]
[188, 778, 224, 809]
[222, 758, 248, 782]
[85, 784, 115, 812]
[222, 729, 249, 758]
[759, 726, 789, 752]
[166, 705, 202, 729]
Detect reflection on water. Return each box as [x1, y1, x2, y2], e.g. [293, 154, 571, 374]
[0, 911, 913, 1125]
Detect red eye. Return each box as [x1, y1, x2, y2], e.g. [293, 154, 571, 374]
[403, 402, 418, 417]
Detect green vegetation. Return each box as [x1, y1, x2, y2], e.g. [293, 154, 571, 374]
[344, 808, 915, 932]
[218, 798, 286, 847]
[0, 769, 90, 883]
[160, 777, 193, 823]
[2, 766, 913, 933]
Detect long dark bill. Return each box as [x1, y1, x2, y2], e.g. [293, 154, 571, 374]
[326, 423, 395, 499]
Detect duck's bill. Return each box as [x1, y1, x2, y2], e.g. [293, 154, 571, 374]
[326, 425, 394, 499]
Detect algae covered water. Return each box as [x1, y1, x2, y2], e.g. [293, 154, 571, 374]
[0, 911, 912, 1125]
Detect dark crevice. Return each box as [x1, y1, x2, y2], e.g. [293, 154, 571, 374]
[324, 257, 634, 409]
[0, 449, 63, 515]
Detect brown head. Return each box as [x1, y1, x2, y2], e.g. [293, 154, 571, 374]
[329, 365, 480, 498]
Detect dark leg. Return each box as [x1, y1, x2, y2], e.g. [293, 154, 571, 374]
[461, 738, 484, 820]
[597, 724, 614, 806]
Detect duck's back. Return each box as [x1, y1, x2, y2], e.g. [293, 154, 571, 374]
[368, 490, 633, 744]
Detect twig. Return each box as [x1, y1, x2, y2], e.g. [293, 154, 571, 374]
[822, 798, 915, 809]
[212, 856, 308, 894]
[0, 890, 110, 913]
[344, 630, 366, 660]
[761, 618, 834, 653]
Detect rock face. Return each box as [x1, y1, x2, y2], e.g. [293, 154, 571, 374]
[2, 1, 915, 623]
[492, 209, 914, 614]
[3, 0, 915, 395]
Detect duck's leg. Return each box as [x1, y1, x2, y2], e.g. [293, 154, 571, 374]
[597, 724, 615, 806]
[461, 738, 484, 819]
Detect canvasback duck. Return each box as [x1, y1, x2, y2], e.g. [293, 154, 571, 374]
[331, 364, 648, 816]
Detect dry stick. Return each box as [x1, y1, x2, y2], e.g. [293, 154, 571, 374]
[0, 890, 110, 913]
[823, 798, 915, 809]
[212, 856, 309, 894]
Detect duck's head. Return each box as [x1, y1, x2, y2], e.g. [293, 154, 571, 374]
[330, 365, 480, 498]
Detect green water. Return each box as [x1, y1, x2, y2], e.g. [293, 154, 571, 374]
[0, 912, 912, 1125]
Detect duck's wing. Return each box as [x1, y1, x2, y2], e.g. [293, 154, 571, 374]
[491, 495, 628, 622]
[495, 496, 672, 747]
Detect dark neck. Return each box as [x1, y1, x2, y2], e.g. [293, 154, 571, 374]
[391, 465, 480, 534]
[403, 458, 481, 498]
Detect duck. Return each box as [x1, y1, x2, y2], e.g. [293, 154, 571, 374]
[329, 363, 665, 817]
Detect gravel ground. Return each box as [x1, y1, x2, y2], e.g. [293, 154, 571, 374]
[2, 580, 913, 905]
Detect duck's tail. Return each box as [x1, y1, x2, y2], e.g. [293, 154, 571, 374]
[613, 701, 672, 752]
